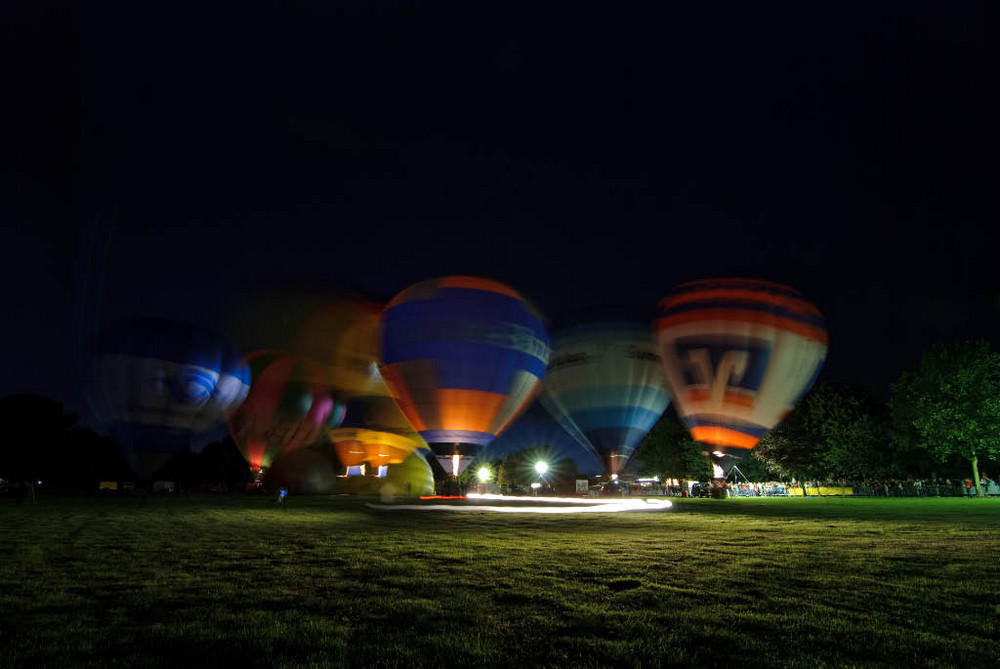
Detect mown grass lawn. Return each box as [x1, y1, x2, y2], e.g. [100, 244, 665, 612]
[1, 495, 997, 667]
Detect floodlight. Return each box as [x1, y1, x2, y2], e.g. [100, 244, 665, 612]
[477, 466, 491, 483]
[534, 461, 548, 475]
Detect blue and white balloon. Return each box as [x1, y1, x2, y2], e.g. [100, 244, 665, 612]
[93, 319, 250, 479]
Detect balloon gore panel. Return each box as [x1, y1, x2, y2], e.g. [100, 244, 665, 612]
[380, 276, 551, 454]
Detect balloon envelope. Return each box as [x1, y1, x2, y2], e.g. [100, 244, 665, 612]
[380, 276, 551, 460]
[330, 395, 426, 468]
[217, 289, 389, 399]
[93, 319, 250, 480]
[653, 278, 827, 455]
[227, 350, 346, 471]
[335, 450, 435, 497]
[296, 295, 389, 399]
[382, 450, 435, 496]
[541, 318, 670, 475]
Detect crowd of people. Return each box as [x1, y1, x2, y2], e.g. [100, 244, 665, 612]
[623, 477, 1000, 498]
[726, 478, 1000, 497]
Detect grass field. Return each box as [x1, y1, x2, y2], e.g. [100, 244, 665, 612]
[1, 495, 998, 667]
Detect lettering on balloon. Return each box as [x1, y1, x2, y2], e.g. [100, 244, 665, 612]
[548, 351, 588, 371]
[624, 345, 661, 363]
[674, 338, 771, 403]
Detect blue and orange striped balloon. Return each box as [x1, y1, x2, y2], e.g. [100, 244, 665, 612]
[380, 276, 551, 457]
[653, 278, 827, 455]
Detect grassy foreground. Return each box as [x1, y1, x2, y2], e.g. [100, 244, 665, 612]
[1, 495, 997, 667]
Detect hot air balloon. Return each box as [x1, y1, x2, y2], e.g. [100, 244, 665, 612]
[295, 295, 388, 400]
[217, 289, 387, 399]
[380, 276, 551, 478]
[226, 350, 346, 472]
[381, 450, 435, 496]
[334, 450, 436, 497]
[541, 316, 671, 476]
[329, 395, 427, 471]
[653, 278, 827, 458]
[93, 319, 251, 480]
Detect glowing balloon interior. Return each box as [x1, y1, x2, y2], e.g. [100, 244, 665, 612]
[227, 350, 346, 471]
[330, 394, 426, 469]
[654, 278, 827, 454]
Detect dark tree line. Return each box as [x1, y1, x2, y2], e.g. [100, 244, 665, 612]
[0, 394, 130, 492]
[632, 415, 714, 482]
[0, 394, 250, 493]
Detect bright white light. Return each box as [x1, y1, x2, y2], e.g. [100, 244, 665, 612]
[610, 473, 619, 481]
[477, 466, 491, 482]
[452, 454, 460, 477]
[530, 482, 541, 489]
[367, 497, 672, 514]
[712, 450, 725, 458]
[712, 463, 724, 478]
[534, 461, 548, 474]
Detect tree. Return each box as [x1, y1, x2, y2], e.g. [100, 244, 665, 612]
[200, 437, 253, 487]
[755, 383, 893, 486]
[803, 384, 893, 480]
[457, 458, 499, 488]
[754, 401, 821, 482]
[547, 456, 579, 494]
[494, 448, 563, 488]
[496, 452, 524, 487]
[56, 426, 131, 490]
[633, 415, 713, 481]
[890, 340, 1000, 498]
[0, 394, 80, 498]
[735, 450, 786, 482]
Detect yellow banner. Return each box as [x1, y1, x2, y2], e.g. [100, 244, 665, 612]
[788, 486, 854, 496]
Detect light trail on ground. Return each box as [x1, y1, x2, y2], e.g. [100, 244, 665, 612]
[366, 495, 672, 514]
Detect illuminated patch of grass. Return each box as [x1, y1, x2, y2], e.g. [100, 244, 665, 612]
[1, 496, 997, 667]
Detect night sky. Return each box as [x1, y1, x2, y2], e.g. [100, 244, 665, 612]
[3, 2, 992, 423]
